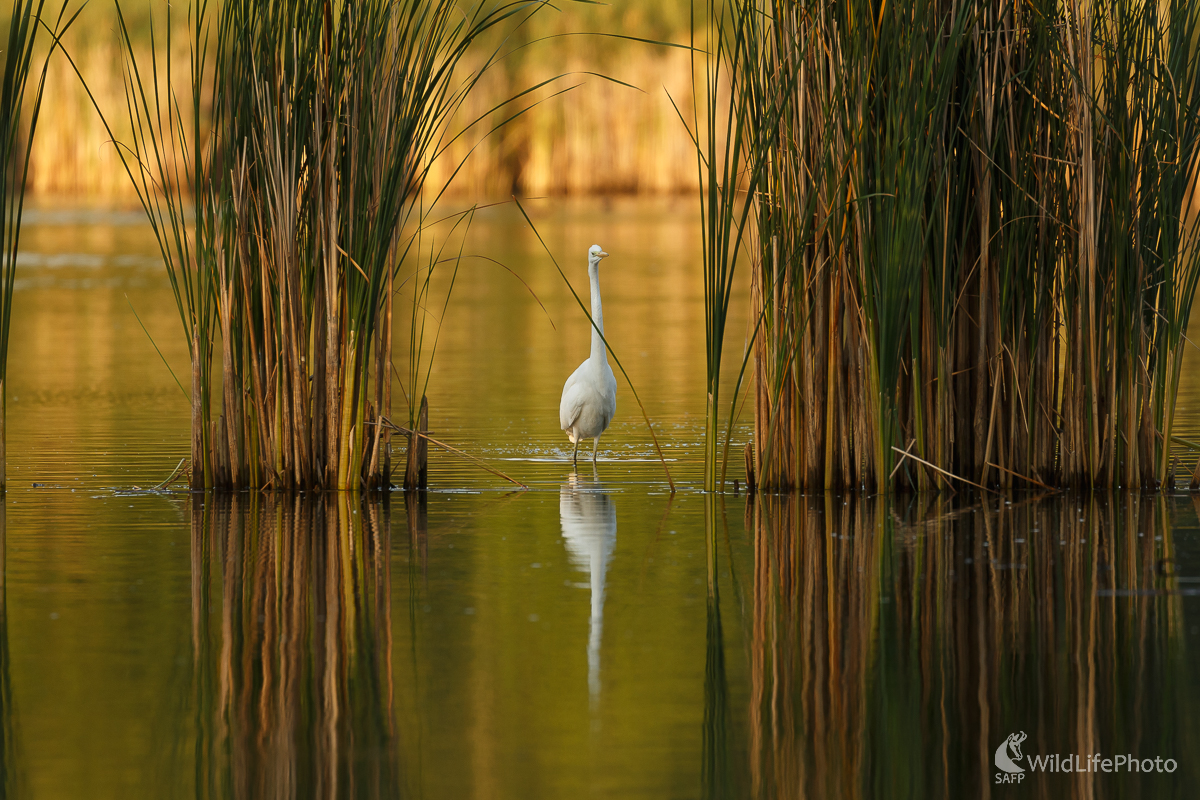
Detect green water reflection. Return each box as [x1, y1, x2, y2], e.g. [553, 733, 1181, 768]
[2, 481, 1199, 797]
[1, 201, 1198, 798]
[727, 493, 1199, 799]
[1, 506, 13, 800]
[162, 491, 1200, 798]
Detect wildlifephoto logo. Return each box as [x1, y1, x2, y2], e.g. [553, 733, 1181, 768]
[994, 732, 1179, 785]
[995, 732, 1028, 781]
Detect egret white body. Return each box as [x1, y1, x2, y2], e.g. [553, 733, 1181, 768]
[559, 245, 617, 466]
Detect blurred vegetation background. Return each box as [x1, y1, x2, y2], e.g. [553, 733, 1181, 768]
[7, 0, 700, 200]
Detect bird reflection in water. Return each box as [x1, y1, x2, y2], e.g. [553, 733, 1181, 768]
[189, 494, 397, 799]
[559, 468, 617, 705]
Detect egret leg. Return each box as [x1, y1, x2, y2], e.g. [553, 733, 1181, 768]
[572, 438, 579, 468]
[592, 436, 599, 463]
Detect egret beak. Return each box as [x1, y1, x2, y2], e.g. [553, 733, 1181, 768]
[598, 250, 609, 259]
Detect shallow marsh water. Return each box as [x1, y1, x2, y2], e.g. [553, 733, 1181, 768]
[1, 199, 1199, 798]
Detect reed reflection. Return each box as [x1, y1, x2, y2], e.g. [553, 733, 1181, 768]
[740, 494, 1196, 799]
[559, 469, 617, 703]
[0, 503, 12, 798]
[190, 494, 397, 798]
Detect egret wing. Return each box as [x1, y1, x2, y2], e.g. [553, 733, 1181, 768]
[559, 364, 587, 432]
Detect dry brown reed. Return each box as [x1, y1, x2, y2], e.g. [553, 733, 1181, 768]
[190, 494, 396, 797]
[710, 0, 1200, 492]
[743, 493, 1192, 797]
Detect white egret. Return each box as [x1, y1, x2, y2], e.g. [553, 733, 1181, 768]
[559, 244, 618, 466]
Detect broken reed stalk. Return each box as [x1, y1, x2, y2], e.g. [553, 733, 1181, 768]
[403, 396, 428, 491]
[100, 0, 566, 491]
[703, 0, 1200, 492]
[382, 415, 529, 490]
[0, 1, 78, 490]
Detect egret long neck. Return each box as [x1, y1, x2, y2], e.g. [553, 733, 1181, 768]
[588, 262, 606, 363]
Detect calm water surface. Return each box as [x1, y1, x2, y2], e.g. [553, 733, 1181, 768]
[2, 199, 1199, 798]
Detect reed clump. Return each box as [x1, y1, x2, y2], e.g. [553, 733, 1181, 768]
[701, 0, 1200, 492]
[104, 0, 560, 491]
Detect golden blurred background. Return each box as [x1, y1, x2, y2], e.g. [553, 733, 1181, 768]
[17, 0, 702, 200]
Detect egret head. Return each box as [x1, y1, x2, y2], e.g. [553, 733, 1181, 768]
[588, 244, 609, 265]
